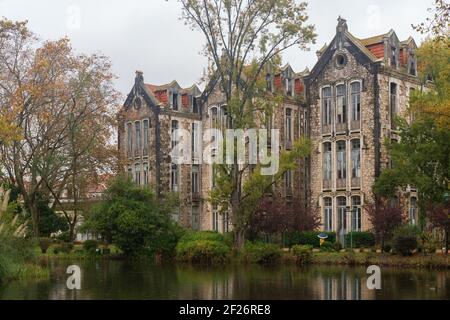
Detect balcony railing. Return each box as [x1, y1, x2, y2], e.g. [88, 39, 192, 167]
[351, 177, 361, 188]
[323, 180, 332, 190]
[336, 179, 346, 189]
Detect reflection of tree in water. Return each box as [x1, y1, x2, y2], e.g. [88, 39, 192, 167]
[1, 261, 449, 300]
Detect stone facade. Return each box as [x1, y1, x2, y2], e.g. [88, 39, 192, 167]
[118, 17, 422, 235]
[306, 18, 421, 240]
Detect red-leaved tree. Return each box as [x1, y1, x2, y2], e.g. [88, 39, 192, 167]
[427, 203, 450, 254]
[249, 196, 320, 238]
[365, 198, 405, 250]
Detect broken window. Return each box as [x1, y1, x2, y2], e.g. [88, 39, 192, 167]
[336, 84, 347, 128]
[390, 83, 398, 130]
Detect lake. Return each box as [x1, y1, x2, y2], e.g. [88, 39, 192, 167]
[1, 260, 449, 300]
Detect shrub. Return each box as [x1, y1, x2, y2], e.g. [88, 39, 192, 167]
[345, 232, 376, 248]
[382, 243, 392, 253]
[241, 242, 282, 264]
[333, 242, 343, 252]
[291, 245, 313, 265]
[320, 241, 335, 252]
[284, 231, 336, 248]
[60, 242, 74, 254]
[392, 225, 420, 256]
[83, 240, 99, 254]
[0, 236, 36, 282]
[38, 238, 52, 254]
[342, 252, 357, 265]
[176, 239, 230, 263]
[179, 231, 225, 243]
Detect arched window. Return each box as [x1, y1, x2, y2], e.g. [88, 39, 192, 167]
[323, 142, 332, 189]
[143, 119, 150, 156]
[337, 196, 347, 233]
[352, 196, 362, 231]
[322, 87, 332, 134]
[409, 197, 417, 225]
[126, 123, 133, 158]
[135, 121, 141, 157]
[324, 197, 333, 231]
[351, 139, 361, 187]
[336, 84, 347, 131]
[351, 82, 361, 130]
[336, 141, 347, 189]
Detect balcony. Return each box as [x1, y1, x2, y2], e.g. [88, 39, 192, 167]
[336, 179, 346, 189]
[336, 122, 347, 133]
[323, 180, 332, 190]
[192, 193, 201, 203]
[350, 120, 361, 131]
[322, 125, 332, 135]
[351, 177, 361, 188]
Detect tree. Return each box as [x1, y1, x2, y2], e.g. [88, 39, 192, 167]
[413, 0, 450, 40]
[426, 203, 450, 253]
[410, 37, 450, 129]
[365, 199, 404, 251]
[0, 19, 119, 238]
[82, 177, 181, 257]
[179, 0, 316, 247]
[28, 194, 68, 238]
[249, 196, 320, 238]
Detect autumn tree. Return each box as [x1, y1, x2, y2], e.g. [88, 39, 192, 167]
[365, 199, 404, 251]
[179, 0, 316, 247]
[0, 19, 119, 238]
[249, 196, 320, 238]
[413, 0, 449, 40]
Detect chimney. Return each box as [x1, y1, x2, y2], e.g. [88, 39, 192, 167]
[336, 16, 348, 33]
[135, 70, 144, 85]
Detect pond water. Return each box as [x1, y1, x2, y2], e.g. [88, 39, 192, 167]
[1, 260, 449, 300]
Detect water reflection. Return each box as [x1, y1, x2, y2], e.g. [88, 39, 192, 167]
[0, 260, 449, 300]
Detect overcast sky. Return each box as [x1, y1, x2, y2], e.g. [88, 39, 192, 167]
[0, 0, 432, 97]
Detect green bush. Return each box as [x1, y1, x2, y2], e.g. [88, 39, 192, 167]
[83, 240, 99, 254]
[345, 232, 375, 248]
[320, 241, 335, 252]
[284, 231, 336, 248]
[60, 242, 74, 254]
[392, 225, 420, 256]
[0, 236, 36, 282]
[38, 238, 52, 254]
[179, 231, 226, 243]
[176, 239, 230, 263]
[291, 245, 313, 265]
[241, 242, 282, 264]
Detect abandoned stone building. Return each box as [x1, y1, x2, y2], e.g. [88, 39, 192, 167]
[118, 17, 421, 237]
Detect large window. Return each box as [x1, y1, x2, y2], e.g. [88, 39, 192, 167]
[192, 206, 200, 231]
[171, 91, 179, 111]
[210, 107, 218, 128]
[127, 123, 133, 158]
[337, 197, 347, 233]
[135, 121, 141, 157]
[143, 119, 149, 156]
[222, 212, 229, 233]
[192, 122, 200, 162]
[336, 141, 347, 189]
[351, 82, 361, 130]
[323, 142, 332, 189]
[212, 206, 219, 232]
[285, 169, 293, 195]
[351, 139, 361, 187]
[336, 84, 347, 131]
[171, 164, 179, 192]
[391, 46, 397, 67]
[143, 163, 149, 186]
[135, 163, 141, 185]
[352, 196, 362, 231]
[171, 120, 179, 160]
[409, 197, 417, 225]
[390, 83, 398, 130]
[192, 165, 200, 195]
[324, 197, 333, 231]
[285, 108, 292, 146]
[322, 87, 332, 134]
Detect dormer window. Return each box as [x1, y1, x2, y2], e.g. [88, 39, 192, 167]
[409, 52, 417, 76]
[266, 73, 273, 92]
[391, 46, 397, 67]
[172, 91, 179, 111]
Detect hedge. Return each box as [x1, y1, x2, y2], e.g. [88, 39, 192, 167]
[345, 232, 375, 248]
[284, 231, 336, 248]
[241, 242, 282, 264]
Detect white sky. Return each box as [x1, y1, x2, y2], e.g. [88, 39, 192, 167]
[0, 0, 432, 97]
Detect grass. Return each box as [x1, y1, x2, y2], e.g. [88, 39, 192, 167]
[36, 244, 124, 260]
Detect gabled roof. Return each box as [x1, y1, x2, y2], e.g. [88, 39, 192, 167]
[345, 31, 379, 62]
[146, 80, 181, 92]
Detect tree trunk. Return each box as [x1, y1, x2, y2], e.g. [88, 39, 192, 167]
[234, 228, 246, 249]
[29, 201, 40, 238]
[69, 222, 76, 243]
